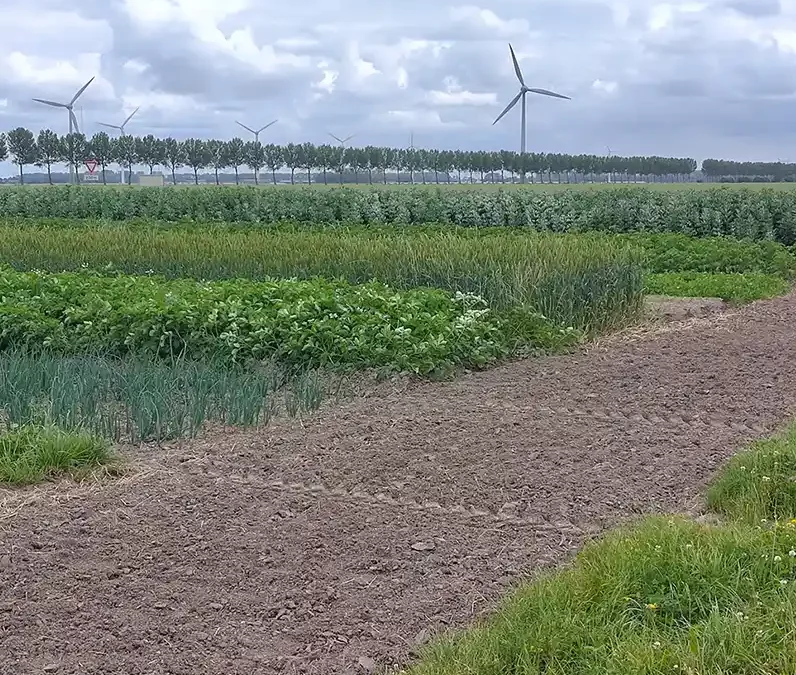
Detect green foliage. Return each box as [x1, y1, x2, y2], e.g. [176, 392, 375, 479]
[2, 185, 796, 244]
[625, 233, 796, 277]
[708, 424, 796, 526]
[645, 272, 789, 303]
[0, 221, 644, 333]
[5, 128, 38, 184]
[0, 425, 110, 484]
[0, 267, 525, 374]
[0, 349, 323, 442]
[409, 517, 796, 675]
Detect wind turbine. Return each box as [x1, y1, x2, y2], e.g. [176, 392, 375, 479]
[328, 133, 355, 184]
[98, 107, 140, 184]
[492, 44, 570, 183]
[328, 132, 354, 146]
[235, 119, 278, 143]
[32, 76, 95, 184]
[98, 106, 140, 135]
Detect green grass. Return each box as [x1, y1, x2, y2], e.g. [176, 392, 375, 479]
[0, 425, 111, 484]
[0, 221, 644, 334]
[644, 272, 790, 303]
[707, 424, 796, 526]
[409, 517, 796, 675]
[0, 349, 327, 442]
[407, 426, 796, 674]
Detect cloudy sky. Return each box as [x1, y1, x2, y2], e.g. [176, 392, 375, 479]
[1, 0, 795, 175]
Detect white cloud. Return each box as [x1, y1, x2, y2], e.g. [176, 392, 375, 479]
[427, 77, 496, 106]
[449, 6, 529, 36]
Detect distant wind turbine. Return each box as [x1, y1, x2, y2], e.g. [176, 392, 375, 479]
[328, 133, 355, 185]
[98, 107, 140, 135]
[98, 107, 140, 184]
[492, 44, 570, 183]
[328, 132, 355, 146]
[32, 76, 95, 183]
[236, 119, 277, 143]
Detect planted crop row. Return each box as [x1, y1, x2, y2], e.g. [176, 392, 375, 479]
[1, 185, 796, 243]
[0, 267, 569, 375]
[0, 349, 326, 442]
[0, 221, 644, 332]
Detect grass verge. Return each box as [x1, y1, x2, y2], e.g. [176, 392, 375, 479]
[407, 424, 796, 675]
[0, 425, 111, 485]
[707, 424, 796, 526]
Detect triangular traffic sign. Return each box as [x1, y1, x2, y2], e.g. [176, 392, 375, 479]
[84, 159, 99, 174]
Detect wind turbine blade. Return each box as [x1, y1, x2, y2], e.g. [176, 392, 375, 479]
[256, 120, 277, 133]
[32, 98, 66, 108]
[526, 87, 571, 100]
[236, 121, 256, 134]
[123, 106, 140, 127]
[97, 122, 120, 130]
[328, 132, 343, 143]
[492, 91, 522, 125]
[508, 44, 525, 87]
[69, 109, 81, 135]
[342, 134, 354, 143]
[70, 76, 95, 105]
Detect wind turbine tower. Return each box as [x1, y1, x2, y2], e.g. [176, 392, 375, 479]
[32, 76, 95, 184]
[492, 44, 570, 184]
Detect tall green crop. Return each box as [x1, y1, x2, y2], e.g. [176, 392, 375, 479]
[1, 185, 795, 243]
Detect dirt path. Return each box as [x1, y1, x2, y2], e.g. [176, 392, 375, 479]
[3, 295, 796, 675]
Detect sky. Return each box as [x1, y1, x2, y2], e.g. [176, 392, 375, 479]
[1, 0, 796, 176]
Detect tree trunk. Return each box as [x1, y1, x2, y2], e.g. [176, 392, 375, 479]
[171, 167, 177, 185]
[215, 168, 220, 185]
[254, 169, 259, 185]
[18, 164, 23, 186]
[47, 165, 52, 185]
[234, 166, 239, 185]
[272, 168, 277, 185]
[307, 167, 311, 185]
[194, 168, 199, 185]
[101, 165, 107, 185]
[368, 168, 372, 184]
[290, 168, 295, 185]
[323, 168, 328, 185]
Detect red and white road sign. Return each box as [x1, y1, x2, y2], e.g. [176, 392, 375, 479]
[84, 159, 99, 174]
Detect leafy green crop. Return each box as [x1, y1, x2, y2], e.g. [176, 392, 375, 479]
[645, 272, 789, 303]
[624, 233, 796, 277]
[0, 267, 547, 375]
[2, 185, 796, 243]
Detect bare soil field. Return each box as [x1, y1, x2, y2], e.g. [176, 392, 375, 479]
[2, 293, 796, 675]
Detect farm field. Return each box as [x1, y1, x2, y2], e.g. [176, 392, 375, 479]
[1, 185, 796, 673]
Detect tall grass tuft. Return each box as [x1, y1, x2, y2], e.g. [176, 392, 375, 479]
[0, 425, 110, 484]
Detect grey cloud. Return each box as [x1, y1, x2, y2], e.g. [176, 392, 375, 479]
[724, 0, 781, 17]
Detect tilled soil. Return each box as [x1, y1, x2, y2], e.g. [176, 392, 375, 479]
[3, 294, 796, 675]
